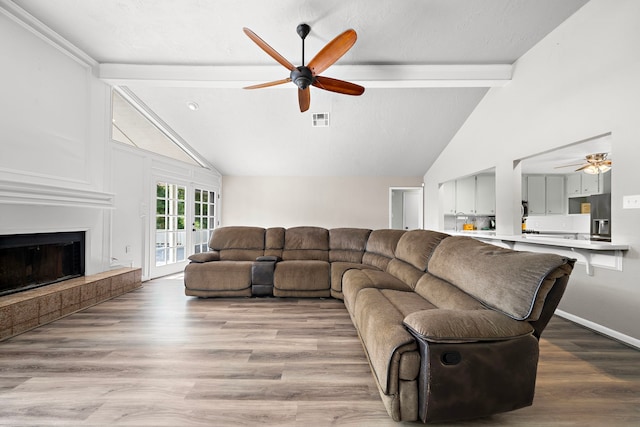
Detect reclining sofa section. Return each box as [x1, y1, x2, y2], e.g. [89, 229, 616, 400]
[184, 226, 575, 423]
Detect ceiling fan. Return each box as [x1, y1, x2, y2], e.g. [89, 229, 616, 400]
[242, 24, 365, 112]
[555, 153, 612, 174]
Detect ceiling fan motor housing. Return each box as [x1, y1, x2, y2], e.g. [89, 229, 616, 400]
[291, 66, 314, 90]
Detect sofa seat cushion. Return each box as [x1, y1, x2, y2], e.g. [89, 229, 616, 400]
[274, 260, 330, 291]
[352, 288, 422, 395]
[403, 309, 535, 343]
[428, 236, 572, 321]
[342, 269, 412, 313]
[330, 262, 379, 295]
[184, 261, 253, 291]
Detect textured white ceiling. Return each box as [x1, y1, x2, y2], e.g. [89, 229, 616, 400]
[12, 0, 589, 176]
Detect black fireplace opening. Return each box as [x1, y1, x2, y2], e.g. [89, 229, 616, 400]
[0, 231, 85, 297]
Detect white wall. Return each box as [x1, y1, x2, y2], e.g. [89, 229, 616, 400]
[0, 9, 111, 275]
[424, 0, 640, 342]
[0, 7, 221, 280]
[222, 176, 423, 229]
[110, 144, 221, 279]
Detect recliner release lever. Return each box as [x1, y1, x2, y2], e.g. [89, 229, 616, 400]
[441, 351, 462, 365]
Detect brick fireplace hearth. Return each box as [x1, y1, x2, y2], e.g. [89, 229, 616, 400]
[0, 267, 141, 341]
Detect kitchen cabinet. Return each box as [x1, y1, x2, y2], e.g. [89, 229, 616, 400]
[566, 173, 582, 196]
[442, 174, 496, 217]
[567, 172, 599, 197]
[442, 180, 456, 214]
[545, 175, 565, 214]
[455, 176, 476, 214]
[526, 175, 546, 215]
[582, 173, 599, 194]
[475, 175, 496, 215]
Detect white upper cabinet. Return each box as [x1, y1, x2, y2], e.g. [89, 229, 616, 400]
[545, 175, 565, 214]
[442, 173, 496, 217]
[442, 180, 457, 214]
[582, 173, 599, 195]
[566, 173, 582, 196]
[475, 175, 496, 215]
[527, 175, 546, 215]
[455, 176, 476, 214]
[566, 172, 600, 197]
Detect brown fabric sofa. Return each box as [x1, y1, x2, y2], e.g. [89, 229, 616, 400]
[184, 226, 575, 423]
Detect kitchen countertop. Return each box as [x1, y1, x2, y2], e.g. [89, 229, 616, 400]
[445, 230, 629, 251]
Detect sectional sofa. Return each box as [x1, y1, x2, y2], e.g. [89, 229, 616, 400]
[184, 226, 575, 423]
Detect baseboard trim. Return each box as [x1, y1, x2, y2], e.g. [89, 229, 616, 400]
[555, 310, 640, 350]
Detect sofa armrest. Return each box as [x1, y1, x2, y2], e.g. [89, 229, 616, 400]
[403, 309, 534, 343]
[188, 251, 220, 263]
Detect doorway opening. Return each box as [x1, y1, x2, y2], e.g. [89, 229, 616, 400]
[389, 187, 424, 230]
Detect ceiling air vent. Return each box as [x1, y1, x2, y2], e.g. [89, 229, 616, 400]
[312, 112, 330, 127]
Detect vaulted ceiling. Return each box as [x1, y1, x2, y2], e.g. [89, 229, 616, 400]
[11, 0, 589, 176]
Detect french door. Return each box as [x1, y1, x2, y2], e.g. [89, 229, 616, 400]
[151, 182, 218, 278]
[154, 182, 187, 267]
[193, 188, 217, 254]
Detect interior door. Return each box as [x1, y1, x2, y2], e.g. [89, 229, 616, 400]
[403, 191, 421, 230]
[390, 187, 424, 230]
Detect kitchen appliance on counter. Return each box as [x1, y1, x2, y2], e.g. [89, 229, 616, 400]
[589, 193, 611, 242]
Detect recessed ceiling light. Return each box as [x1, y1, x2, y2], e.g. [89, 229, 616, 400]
[186, 101, 199, 111]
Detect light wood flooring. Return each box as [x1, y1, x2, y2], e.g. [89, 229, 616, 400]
[1, 274, 639, 426]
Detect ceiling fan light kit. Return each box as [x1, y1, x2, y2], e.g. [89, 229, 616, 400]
[242, 24, 365, 112]
[583, 163, 611, 175]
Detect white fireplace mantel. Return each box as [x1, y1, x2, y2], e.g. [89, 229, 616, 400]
[0, 179, 114, 209]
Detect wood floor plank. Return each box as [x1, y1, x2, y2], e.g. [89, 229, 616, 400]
[0, 275, 639, 426]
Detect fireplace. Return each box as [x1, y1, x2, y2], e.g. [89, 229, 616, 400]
[0, 231, 85, 297]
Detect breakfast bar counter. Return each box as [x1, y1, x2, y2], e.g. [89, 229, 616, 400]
[444, 231, 629, 275]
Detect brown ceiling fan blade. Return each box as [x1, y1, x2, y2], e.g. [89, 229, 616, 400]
[298, 87, 310, 112]
[574, 164, 591, 171]
[243, 27, 296, 71]
[313, 76, 365, 96]
[243, 78, 291, 90]
[308, 29, 357, 75]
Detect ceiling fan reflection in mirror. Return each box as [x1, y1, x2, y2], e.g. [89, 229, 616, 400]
[242, 24, 365, 112]
[555, 153, 612, 174]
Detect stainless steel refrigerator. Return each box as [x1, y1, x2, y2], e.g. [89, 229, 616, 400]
[589, 193, 611, 242]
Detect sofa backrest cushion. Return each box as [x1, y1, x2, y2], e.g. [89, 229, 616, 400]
[329, 228, 372, 263]
[362, 229, 405, 270]
[386, 258, 424, 289]
[282, 226, 329, 261]
[428, 236, 573, 321]
[394, 230, 450, 271]
[265, 227, 285, 258]
[209, 226, 265, 261]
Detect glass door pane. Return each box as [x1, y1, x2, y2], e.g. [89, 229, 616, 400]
[155, 182, 187, 266]
[193, 188, 217, 253]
